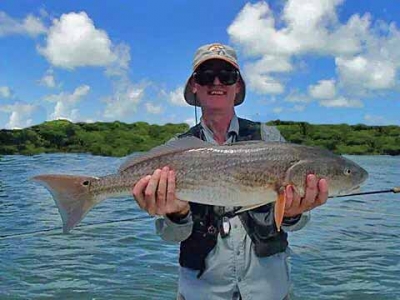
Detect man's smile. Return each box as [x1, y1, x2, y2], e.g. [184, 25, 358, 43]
[208, 90, 226, 96]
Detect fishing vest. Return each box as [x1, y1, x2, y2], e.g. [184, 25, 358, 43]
[177, 118, 288, 278]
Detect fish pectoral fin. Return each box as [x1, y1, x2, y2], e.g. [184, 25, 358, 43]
[274, 192, 286, 232]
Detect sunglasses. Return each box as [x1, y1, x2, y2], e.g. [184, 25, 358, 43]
[193, 69, 240, 86]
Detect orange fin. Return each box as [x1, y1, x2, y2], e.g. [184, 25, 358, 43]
[274, 192, 286, 232]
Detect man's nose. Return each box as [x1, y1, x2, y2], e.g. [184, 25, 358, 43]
[213, 76, 222, 85]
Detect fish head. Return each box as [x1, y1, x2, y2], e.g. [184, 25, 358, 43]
[287, 155, 368, 197]
[328, 156, 369, 195]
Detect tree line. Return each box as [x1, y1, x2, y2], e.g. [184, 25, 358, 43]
[0, 119, 398, 157]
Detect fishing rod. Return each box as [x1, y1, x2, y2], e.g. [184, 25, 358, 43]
[1, 187, 399, 240]
[329, 186, 400, 198]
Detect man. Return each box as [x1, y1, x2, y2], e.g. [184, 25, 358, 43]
[132, 43, 328, 300]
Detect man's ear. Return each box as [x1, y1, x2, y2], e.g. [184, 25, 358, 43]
[235, 78, 242, 94]
[190, 77, 197, 94]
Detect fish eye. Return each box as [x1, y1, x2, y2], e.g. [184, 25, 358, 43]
[82, 180, 90, 186]
[343, 168, 351, 176]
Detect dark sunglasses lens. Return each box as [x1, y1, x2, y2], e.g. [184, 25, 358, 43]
[194, 70, 215, 85]
[219, 70, 239, 85]
[194, 70, 238, 86]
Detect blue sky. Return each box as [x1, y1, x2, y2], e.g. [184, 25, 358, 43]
[0, 0, 399, 129]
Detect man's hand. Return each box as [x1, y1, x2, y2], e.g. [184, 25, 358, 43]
[132, 166, 190, 218]
[284, 174, 328, 217]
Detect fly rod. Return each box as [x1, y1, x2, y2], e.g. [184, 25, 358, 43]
[329, 186, 400, 198]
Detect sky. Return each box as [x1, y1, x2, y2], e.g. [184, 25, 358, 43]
[0, 0, 399, 129]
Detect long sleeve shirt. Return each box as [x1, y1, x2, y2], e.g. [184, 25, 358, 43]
[155, 115, 310, 300]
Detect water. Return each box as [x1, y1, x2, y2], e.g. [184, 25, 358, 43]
[0, 154, 399, 299]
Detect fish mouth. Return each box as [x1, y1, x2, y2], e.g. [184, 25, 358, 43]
[336, 185, 361, 196]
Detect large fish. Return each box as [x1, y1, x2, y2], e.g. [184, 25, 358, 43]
[32, 137, 368, 233]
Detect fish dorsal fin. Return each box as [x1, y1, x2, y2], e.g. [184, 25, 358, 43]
[118, 137, 210, 172]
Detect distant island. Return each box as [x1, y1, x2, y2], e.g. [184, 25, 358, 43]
[0, 119, 399, 156]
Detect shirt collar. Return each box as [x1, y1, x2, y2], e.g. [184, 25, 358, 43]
[200, 114, 239, 145]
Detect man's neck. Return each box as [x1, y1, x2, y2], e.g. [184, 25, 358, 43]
[201, 109, 235, 145]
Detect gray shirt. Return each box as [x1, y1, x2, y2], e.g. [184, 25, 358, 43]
[156, 116, 310, 300]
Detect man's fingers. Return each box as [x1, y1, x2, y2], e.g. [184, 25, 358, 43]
[145, 169, 162, 215]
[284, 185, 294, 210]
[315, 178, 329, 206]
[301, 174, 318, 210]
[132, 175, 151, 209]
[166, 170, 176, 203]
[156, 166, 169, 214]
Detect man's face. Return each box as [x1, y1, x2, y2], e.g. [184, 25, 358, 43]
[190, 59, 241, 110]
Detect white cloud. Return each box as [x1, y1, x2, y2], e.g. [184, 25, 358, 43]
[292, 105, 305, 112]
[105, 43, 131, 77]
[243, 56, 292, 94]
[145, 102, 163, 114]
[0, 102, 37, 129]
[44, 85, 90, 120]
[319, 97, 363, 108]
[39, 69, 57, 88]
[184, 117, 196, 127]
[168, 87, 188, 107]
[336, 56, 396, 91]
[272, 107, 283, 114]
[103, 80, 145, 120]
[0, 86, 12, 98]
[38, 12, 116, 69]
[364, 114, 392, 125]
[309, 79, 336, 99]
[285, 91, 311, 103]
[228, 0, 400, 97]
[0, 11, 46, 37]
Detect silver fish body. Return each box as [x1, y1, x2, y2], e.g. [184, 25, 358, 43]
[32, 137, 368, 233]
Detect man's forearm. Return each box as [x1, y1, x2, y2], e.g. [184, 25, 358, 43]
[155, 212, 194, 243]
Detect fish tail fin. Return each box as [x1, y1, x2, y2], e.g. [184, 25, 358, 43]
[274, 192, 286, 232]
[32, 174, 100, 233]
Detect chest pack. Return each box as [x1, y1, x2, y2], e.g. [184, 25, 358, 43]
[177, 118, 288, 278]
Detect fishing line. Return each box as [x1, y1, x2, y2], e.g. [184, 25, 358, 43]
[1, 187, 398, 240]
[0, 215, 149, 240]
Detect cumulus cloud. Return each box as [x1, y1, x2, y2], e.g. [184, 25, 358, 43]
[145, 102, 163, 114]
[0, 86, 12, 98]
[272, 107, 283, 114]
[336, 56, 397, 91]
[44, 85, 90, 121]
[103, 80, 145, 120]
[364, 114, 393, 125]
[168, 87, 188, 107]
[308, 79, 336, 99]
[0, 102, 37, 129]
[38, 12, 116, 69]
[0, 11, 46, 37]
[39, 69, 58, 88]
[319, 97, 363, 108]
[228, 0, 400, 98]
[243, 56, 292, 94]
[285, 90, 311, 103]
